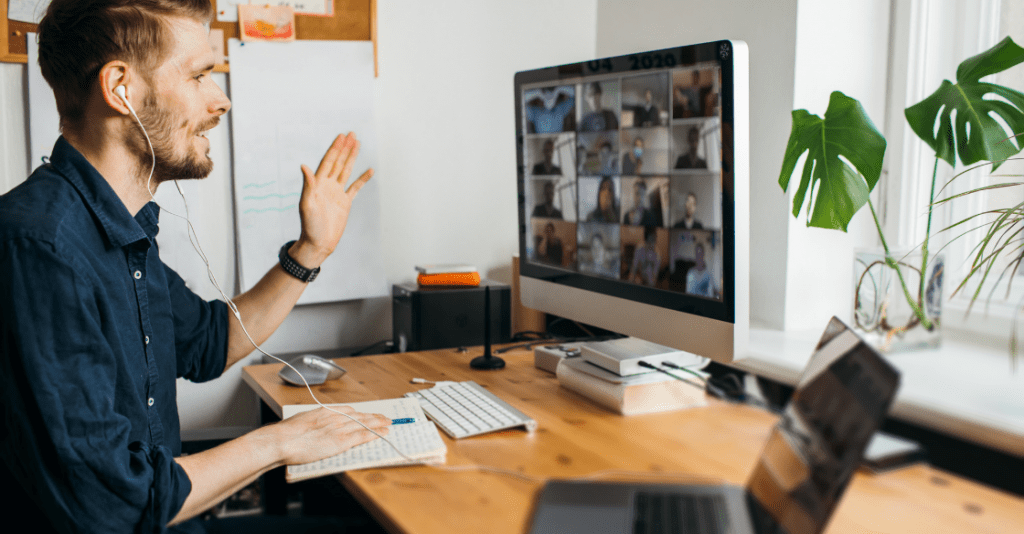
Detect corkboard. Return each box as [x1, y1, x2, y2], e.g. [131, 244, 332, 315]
[1, 0, 377, 75]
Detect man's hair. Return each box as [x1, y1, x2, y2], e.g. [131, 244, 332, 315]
[37, 0, 214, 130]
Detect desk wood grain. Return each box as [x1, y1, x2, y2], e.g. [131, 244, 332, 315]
[242, 348, 1024, 534]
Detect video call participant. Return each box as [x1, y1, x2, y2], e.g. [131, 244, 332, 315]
[686, 242, 719, 298]
[673, 70, 703, 118]
[0, 1, 390, 532]
[532, 139, 562, 175]
[628, 226, 661, 286]
[525, 85, 575, 134]
[536, 222, 564, 265]
[621, 136, 644, 175]
[623, 178, 657, 227]
[586, 176, 619, 223]
[586, 231, 618, 277]
[634, 88, 660, 127]
[533, 180, 563, 219]
[599, 140, 619, 175]
[672, 191, 704, 230]
[674, 126, 707, 169]
[580, 82, 619, 132]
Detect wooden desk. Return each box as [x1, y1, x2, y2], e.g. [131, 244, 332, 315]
[242, 348, 1024, 534]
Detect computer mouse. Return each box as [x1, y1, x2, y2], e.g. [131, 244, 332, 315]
[278, 355, 347, 386]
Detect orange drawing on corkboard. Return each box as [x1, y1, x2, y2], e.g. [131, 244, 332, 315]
[238, 5, 296, 42]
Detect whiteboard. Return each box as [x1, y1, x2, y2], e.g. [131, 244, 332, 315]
[227, 39, 387, 304]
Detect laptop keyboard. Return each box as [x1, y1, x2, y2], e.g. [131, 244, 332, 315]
[633, 492, 729, 534]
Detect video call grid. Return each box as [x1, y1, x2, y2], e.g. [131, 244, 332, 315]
[521, 63, 726, 300]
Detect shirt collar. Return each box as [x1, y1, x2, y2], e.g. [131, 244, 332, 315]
[49, 136, 159, 247]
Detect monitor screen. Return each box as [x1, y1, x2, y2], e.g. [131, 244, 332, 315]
[516, 40, 748, 362]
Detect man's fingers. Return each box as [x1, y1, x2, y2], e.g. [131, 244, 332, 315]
[315, 133, 346, 177]
[346, 169, 374, 196]
[336, 140, 360, 184]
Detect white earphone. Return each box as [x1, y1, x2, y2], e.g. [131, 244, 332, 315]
[114, 85, 134, 113]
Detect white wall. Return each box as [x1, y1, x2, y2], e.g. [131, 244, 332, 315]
[785, 0, 891, 330]
[0, 1, 599, 431]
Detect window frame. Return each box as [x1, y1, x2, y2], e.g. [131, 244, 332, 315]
[879, 0, 1017, 340]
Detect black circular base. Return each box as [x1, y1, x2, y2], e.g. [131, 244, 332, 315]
[470, 355, 506, 370]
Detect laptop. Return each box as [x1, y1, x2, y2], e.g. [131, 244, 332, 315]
[526, 317, 900, 534]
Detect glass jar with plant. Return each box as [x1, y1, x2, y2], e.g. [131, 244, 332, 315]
[778, 37, 1024, 354]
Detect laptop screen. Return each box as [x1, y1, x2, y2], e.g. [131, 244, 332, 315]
[745, 317, 900, 534]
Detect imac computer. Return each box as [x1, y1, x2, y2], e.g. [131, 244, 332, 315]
[516, 40, 749, 363]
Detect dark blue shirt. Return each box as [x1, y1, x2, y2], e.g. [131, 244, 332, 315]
[0, 137, 229, 533]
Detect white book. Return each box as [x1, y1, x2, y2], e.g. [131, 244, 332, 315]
[415, 263, 478, 274]
[282, 398, 447, 483]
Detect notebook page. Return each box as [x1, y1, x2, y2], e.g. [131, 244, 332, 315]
[283, 398, 447, 481]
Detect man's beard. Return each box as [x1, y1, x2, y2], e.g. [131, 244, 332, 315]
[129, 91, 218, 186]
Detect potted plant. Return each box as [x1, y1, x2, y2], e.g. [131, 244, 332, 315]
[778, 37, 1024, 353]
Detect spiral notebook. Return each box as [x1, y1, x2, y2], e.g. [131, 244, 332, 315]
[282, 398, 448, 483]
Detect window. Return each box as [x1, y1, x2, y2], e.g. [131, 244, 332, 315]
[880, 0, 1024, 339]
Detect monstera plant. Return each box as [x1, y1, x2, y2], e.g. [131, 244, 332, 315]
[779, 37, 1024, 352]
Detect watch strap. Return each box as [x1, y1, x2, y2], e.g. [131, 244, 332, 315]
[279, 240, 320, 282]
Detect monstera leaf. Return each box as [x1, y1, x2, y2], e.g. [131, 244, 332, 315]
[779, 91, 886, 231]
[905, 37, 1024, 170]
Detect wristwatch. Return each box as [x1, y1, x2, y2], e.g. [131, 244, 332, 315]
[278, 240, 320, 282]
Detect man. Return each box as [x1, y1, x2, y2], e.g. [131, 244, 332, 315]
[628, 226, 661, 286]
[532, 180, 563, 219]
[621, 136, 643, 176]
[536, 222, 564, 265]
[580, 82, 619, 132]
[531, 139, 562, 175]
[623, 178, 656, 227]
[685, 243, 719, 298]
[0, 1, 389, 532]
[633, 88, 660, 127]
[674, 126, 707, 169]
[673, 191, 704, 229]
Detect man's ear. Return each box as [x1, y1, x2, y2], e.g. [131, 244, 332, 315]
[99, 61, 133, 115]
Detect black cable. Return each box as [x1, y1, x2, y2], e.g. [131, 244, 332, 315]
[636, 361, 704, 389]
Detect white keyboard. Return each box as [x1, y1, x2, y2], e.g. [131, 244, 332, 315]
[405, 381, 537, 439]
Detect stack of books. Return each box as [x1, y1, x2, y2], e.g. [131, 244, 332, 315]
[415, 264, 480, 287]
[555, 338, 709, 415]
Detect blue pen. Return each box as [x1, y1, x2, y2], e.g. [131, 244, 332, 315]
[391, 418, 416, 425]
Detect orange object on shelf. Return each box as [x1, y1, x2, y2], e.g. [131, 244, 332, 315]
[417, 272, 481, 287]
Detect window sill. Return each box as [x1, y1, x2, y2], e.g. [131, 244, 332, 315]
[734, 324, 1024, 458]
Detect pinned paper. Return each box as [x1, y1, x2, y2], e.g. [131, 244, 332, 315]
[218, 1, 333, 23]
[8, 0, 52, 24]
[238, 5, 296, 42]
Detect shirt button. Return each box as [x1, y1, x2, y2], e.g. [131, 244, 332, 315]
[134, 270, 142, 280]
[145, 336, 150, 345]
[148, 398, 155, 407]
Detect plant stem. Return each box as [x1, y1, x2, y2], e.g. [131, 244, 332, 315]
[868, 199, 934, 329]
[920, 156, 940, 303]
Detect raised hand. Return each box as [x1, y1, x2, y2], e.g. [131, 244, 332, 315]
[290, 132, 374, 268]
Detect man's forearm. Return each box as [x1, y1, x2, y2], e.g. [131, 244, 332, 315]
[225, 240, 329, 368]
[170, 404, 391, 526]
[170, 428, 283, 526]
